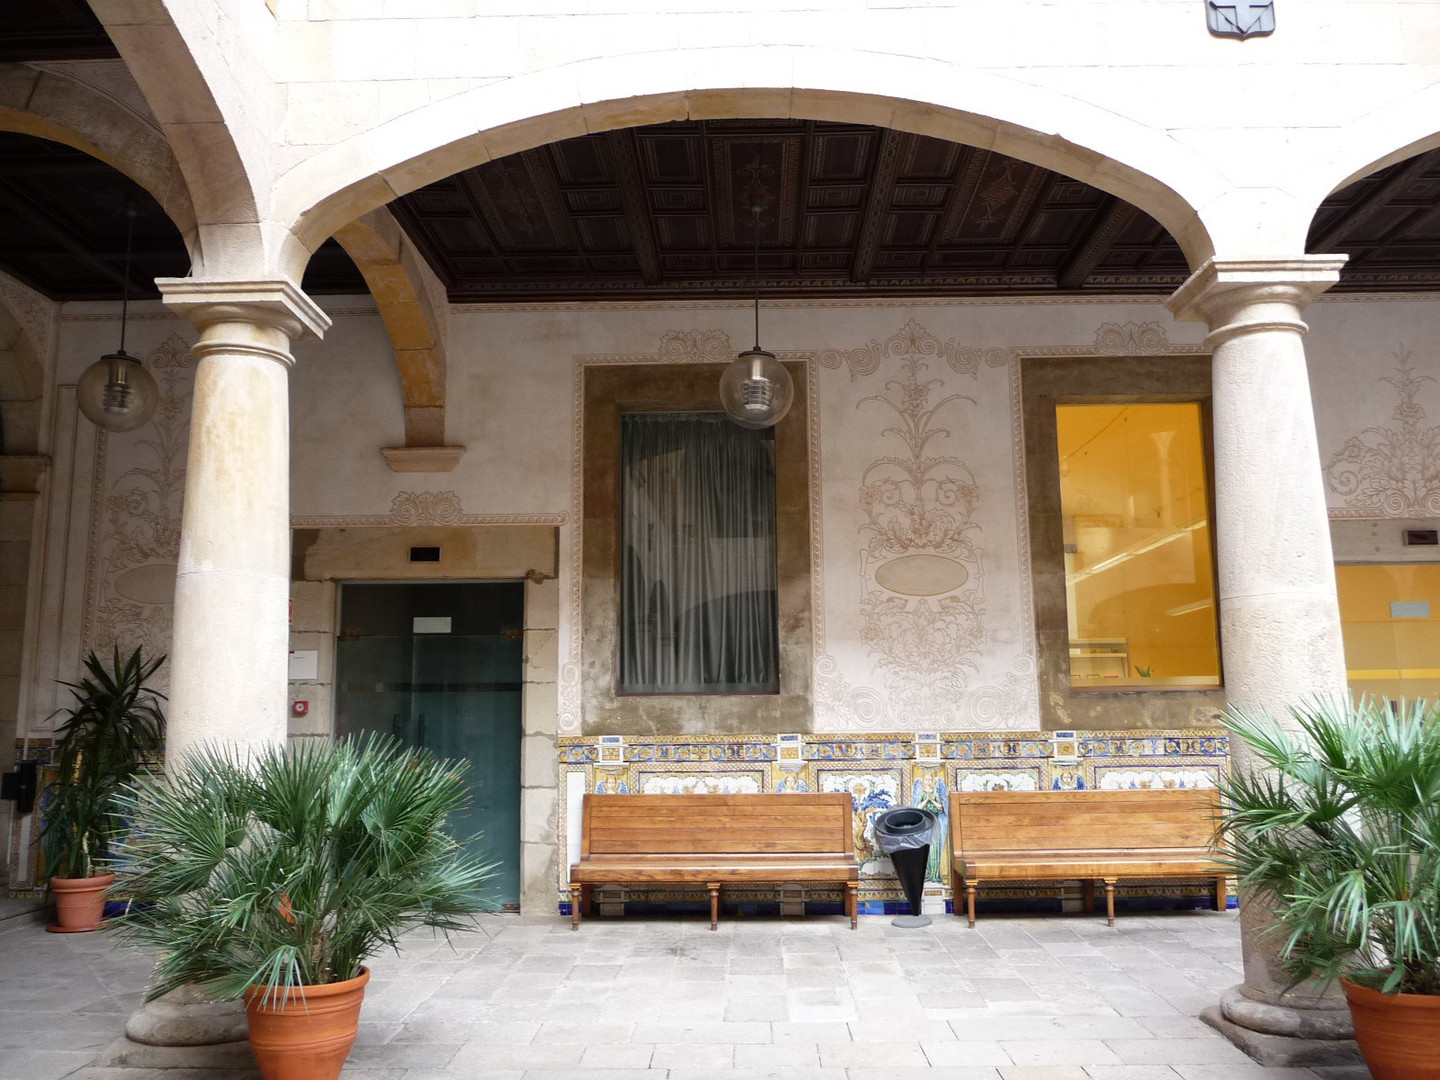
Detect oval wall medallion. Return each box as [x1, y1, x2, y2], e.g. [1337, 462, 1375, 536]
[113, 563, 178, 605]
[873, 554, 968, 597]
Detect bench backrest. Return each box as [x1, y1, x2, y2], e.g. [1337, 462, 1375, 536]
[949, 788, 1220, 857]
[581, 793, 854, 857]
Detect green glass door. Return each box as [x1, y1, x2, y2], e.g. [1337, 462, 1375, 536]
[335, 582, 524, 908]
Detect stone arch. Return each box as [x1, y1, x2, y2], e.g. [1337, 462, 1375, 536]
[1319, 84, 1440, 204]
[276, 54, 1223, 280]
[88, 2, 272, 279]
[0, 66, 197, 254]
[332, 210, 462, 472]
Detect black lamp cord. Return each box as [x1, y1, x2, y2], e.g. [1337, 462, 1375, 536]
[118, 204, 136, 354]
[751, 203, 762, 351]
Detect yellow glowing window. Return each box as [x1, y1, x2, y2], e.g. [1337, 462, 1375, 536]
[1336, 564, 1440, 703]
[1056, 403, 1221, 689]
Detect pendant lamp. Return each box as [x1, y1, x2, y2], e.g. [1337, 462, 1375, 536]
[720, 200, 792, 430]
[77, 205, 158, 433]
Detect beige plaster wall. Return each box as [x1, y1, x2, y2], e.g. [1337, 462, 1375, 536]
[12, 290, 1440, 885]
[17, 291, 1440, 747]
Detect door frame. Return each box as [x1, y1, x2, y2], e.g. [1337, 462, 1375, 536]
[288, 523, 560, 915]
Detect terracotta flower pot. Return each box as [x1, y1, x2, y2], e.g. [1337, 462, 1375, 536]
[47, 872, 115, 933]
[244, 967, 370, 1080]
[1342, 978, 1440, 1080]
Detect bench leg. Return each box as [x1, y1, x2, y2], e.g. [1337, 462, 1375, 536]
[708, 883, 720, 931]
[569, 883, 582, 930]
[1215, 875, 1228, 912]
[847, 883, 858, 929]
[966, 883, 978, 928]
[1082, 880, 1095, 913]
[1103, 879, 1117, 926]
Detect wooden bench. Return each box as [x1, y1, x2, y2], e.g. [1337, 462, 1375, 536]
[949, 788, 1226, 927]
[569, 793, 860, 930]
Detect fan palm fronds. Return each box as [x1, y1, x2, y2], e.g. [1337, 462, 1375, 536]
[1218, 697, 1440, 996]
[110, 734, 496, 1004]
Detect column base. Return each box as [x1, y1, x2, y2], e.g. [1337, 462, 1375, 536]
[124, 985, 248, 1046]
[1201, 984, 1363, 1067]
[94, 1035, 252, 1070]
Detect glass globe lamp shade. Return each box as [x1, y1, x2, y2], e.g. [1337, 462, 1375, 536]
[720, 348, 793, 430]
[76, 351, 159, 433]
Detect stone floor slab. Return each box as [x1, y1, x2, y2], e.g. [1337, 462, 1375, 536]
[0, 909, 1374, 1078]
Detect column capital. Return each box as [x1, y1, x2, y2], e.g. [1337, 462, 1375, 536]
[156, 277, 332, 342]
[1167, 257, 1347, 343]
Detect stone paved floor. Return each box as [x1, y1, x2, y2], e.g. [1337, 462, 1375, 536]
[0, 905, 1373, 1080]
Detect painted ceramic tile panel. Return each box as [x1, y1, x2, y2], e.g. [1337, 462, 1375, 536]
[554, 728, 1229, 911]
[815, 769, 903, 871]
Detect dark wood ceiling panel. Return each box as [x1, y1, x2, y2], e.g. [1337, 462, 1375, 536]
[0, 131, 364, 299]
[574, 217, 628, 252]
[655, 216, 708, 251]
[809, 185, 866, 210]
[9, 116, 1440, 304]
[712, 136, 803, 247]
[640, 136, 703, 184]
[0, 0, 118, 61]
[1306, 149, 1440, 289]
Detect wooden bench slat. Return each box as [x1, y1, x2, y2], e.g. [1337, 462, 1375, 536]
[950, 788, 1227, 927]
[571, 793, 860, 932]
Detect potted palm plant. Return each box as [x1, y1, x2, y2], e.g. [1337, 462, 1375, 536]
[42, 646, 165, 932]
[110, 735, 495, 1080]
[1218, 697, 1440, 1080]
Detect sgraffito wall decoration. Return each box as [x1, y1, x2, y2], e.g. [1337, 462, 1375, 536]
[1326, 352, 1440, 517]
[813, 321, 1038, 731]
[82, 333, 195, 679]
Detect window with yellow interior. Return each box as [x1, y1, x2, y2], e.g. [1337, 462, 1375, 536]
[1056, 402, 1221, 690]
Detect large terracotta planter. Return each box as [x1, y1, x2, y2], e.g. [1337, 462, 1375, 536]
[244, 967, 370, 1080]
[1342, 978, 1440, 1080]
[47, 872, 115, 933]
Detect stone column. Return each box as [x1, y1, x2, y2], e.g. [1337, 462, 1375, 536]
[1168, 258, 1361, 1067]
[154, 280, 330, 764]
[109, 282, 331, 1057]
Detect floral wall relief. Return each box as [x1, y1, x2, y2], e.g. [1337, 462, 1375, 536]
[1326, 351, 1440, 516]
[814, 321, 1033, 731]
[85, 334, 194, 678]
[856, 344, 984, 719]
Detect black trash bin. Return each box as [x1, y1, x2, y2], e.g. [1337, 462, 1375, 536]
[873, 806, 940, 927]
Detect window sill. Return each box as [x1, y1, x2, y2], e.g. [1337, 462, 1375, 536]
[1069, 679, 1222, 693]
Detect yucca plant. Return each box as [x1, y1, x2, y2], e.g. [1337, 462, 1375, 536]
[1217, 697, 1440, 996]
[109, 734, 496, 1005]
[42, 646, 166, 880]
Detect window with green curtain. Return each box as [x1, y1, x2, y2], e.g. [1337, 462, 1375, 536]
[620, 412, 779, 694]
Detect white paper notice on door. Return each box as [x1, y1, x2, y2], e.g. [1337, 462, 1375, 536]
[413, 616, 453, 634]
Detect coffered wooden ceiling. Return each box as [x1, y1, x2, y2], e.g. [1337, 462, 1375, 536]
[3, 5, 1440, 302]
[0, 0, 116, 62]
[389, 120, 1191, 301]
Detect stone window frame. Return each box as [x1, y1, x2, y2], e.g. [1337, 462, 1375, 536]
[581, 361, 813, 735]
[1022, 354, 1227, 731]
